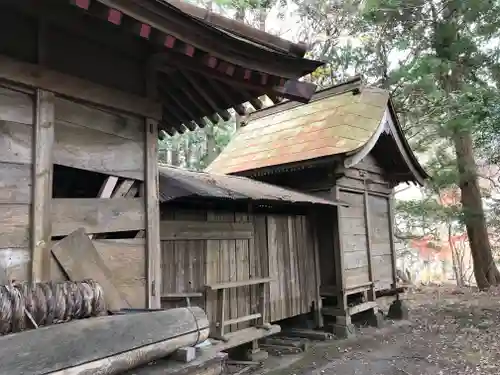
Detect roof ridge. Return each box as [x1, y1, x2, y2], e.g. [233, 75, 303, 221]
[246, 75, 364, 123]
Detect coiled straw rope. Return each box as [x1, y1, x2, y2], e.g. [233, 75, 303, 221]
[0, 279, 106, 335]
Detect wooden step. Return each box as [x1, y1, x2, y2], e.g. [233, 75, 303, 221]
[322, 301, 378, 317]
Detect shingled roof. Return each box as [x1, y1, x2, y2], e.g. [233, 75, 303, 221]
[206, 77, 428, 185]
[158, 165, 345, 207]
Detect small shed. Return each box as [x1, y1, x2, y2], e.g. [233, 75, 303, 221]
[207, 76, 428, 334]
[0, 0, 321, 311]
[157, 165, 344, 349]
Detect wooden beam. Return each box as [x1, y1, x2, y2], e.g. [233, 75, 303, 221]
[180, 71, 231, 121]
[51, 198, 145, 236]
[145, 118, 161, 309]
[31, 90, 55, 282]
[159, 87, 205, 130]
[160, 221, 254, 241]
[158, 55, 317, 103]
[273, 79, 317, 104]
[209, 80, 247, 116]
[0, 54, 162, 120]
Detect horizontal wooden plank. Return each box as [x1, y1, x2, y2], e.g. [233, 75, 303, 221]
[0, 86, 34, 124]
[0, 121, 32, 164]
[371, 243, 392, 256]
[0, 162, 31, 204]
[206, 277, 273, 291]
[161, 292, 204, 299]
[343, 250, 368, 270]
[53, 120, 144, 180]
[223, 313, 261, 327]
[160, 220, 254, 241]
[0, 247, 30, 284]
[338, 191, 364, 206]
[51, 198, 145, 236]
[0, 118, 144, 180]
[323, 301, 377, 317]
[0, 54, 161, 120]
[337, 176, 392, 195]
[342, 234, 367, 253]
[340, 217, 366, 235]
[55, 97, 144, 142]
[0, 204, 30, 248]
[345, 266, 370, 288]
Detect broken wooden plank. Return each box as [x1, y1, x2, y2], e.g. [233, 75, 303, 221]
[50, 228, 130, 311]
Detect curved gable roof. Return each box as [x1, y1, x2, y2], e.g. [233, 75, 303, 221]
[207, 77, 428, 185]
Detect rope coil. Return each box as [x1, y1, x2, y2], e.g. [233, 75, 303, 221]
[0, 279, 106, 335]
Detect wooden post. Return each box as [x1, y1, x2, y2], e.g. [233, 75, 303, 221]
[310, 209, 324, 328]
[332, 187, 346, 308]
[145, 61, 161, 309]
[31, 89, 55, 282]
[387, 192, 398, 291]
[216, 288, 226, 337]
[145, 118, 161, 309]
[363, 188, 376, 301]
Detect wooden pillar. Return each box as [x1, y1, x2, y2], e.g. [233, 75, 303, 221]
[362, 187, 376, 301]
[145, 118, 161, 309]
[387, 192, 398, 291]
[332, 187, 346, 309]
[310, 209, 324, 328]
[31, 89, 55, 282]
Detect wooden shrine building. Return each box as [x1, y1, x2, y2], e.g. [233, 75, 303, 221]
[0, 0, 322, 311]
[207, 76, 428, 335]
[157, 165, 344, 349]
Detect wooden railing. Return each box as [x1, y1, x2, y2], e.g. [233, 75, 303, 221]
[205, 277, 272, 341]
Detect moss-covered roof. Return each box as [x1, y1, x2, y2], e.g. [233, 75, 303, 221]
[206, 84, 389, 174]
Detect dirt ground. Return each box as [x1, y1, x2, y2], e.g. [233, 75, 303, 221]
[235, 286, 500, 375]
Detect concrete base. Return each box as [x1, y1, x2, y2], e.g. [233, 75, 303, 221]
[245, 348, 269, 362]
[331, 323, 356, 339]
[387, 299, 409, 320]
[173, 347, 197, 363]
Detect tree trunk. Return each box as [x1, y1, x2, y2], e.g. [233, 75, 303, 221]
[434, 3, 500, 289]
[452, 131, 500, 288]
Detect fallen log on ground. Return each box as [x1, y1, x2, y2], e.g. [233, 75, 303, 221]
[0, 306, 209, 375]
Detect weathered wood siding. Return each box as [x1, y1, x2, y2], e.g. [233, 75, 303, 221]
[336, 154, 395, 291]
[0, 85, 33, 284]
[49, 98, 147, 307]
[0, 84, 148, 307]
[160, 208, 319, 332]
[266, 214, 318, 322]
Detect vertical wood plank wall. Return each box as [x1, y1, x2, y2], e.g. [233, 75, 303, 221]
[336, 154, 395, 291]
[160, 208, 320, 331]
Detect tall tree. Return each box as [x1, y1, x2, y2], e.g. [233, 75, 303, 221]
[360, 0, 500, 288]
